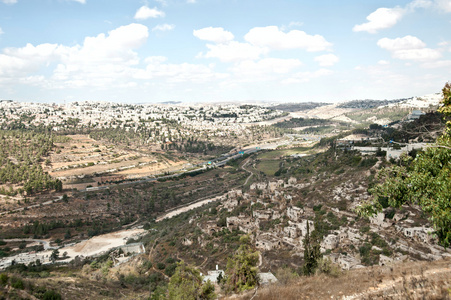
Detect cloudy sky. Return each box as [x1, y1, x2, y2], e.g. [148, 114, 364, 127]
[0, 0, 450, 103]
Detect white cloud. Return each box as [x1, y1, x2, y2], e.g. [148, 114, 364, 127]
[52, 23, 149, 87]
[230, 58, 302, 78]
[152, 24, 175, 32]
[134, 56, 227, 83]
[70, 0, 86, 4]
[435, 0, 451, 12]
[134, 6, 165, 20]
[0, 23, 149, 88]
[314, 54, 339, 66]
[408, 0, 433, 9]
[353, 7, 406, 34]
[155, 0, 168, 6]
[195, 26, 334, 64]
[378, 60, 390, 65]
[281, 21, 304, 31]
[0, 0, 17, 4]
[199, 41, 267, 63]
[353, 0, 451, 34]
[187, 0, 196, 3]
[392, 48, 442, 61]
[245, 26, 332, 52]
[287, 21, 303, 28]
[0, 23, 228, 89]
[283, 69, 333, 84]
[438, 41, 451, 52]
[421, 60, 451, 68]
[378, 35, 426, 50]
[377, 35, 442, 61]
[193, 27, 234, 44]
[0, 28, 3, 35]
[0, 43, 68, 77]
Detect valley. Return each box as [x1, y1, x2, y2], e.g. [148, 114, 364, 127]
[0, 93, 450, 299]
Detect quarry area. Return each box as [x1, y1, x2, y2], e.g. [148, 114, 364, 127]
[0, 229, 146, 270]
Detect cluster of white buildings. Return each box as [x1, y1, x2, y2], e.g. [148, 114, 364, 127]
[0, 100, 285, 145]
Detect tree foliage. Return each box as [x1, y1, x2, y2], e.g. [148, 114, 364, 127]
[302, 221, 321, 276]
[167, 261, 216, 300]
[358, 83, 451, 248]
[0, 129, 63, 195]
[224, 235, 260, 293]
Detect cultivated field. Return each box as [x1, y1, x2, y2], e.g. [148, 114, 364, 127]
[46, 135, 187, 189]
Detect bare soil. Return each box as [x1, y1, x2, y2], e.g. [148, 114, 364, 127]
[47, 134, 187, 189]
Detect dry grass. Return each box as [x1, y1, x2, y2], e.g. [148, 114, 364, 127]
[47, 134, 187, 189]
[222, 259, 451, 300]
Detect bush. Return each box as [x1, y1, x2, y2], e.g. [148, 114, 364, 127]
[156, 262, 166, 270]
[10, 276, 24, 289]
[42, 290, 62, 300]
[385, 208, 396, 219]
[168, 261, 216, 300]
[165, 257, 176, 264]
[217, 216, 227, 227]
[90, 260, 101, 270]
[313, 204, 322, 212]
[359, 243, 371, 257]
[224, 235, 260, 293]
[165, 263, 177, 277]
[275, 267, 299, 284]
[359, 158, 378, 168]
[0, 273, 8, 285]
[316, 257, 341, 277]
[359, 225, 370, 233]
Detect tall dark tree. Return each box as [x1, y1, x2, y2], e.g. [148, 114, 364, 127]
[302, 221, 321, 276]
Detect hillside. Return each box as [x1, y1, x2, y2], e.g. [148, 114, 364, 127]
[0, 96, 450, 299]
[226, 258, 451, 300]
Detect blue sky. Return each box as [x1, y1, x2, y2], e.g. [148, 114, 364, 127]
[0, 0, 450, 103]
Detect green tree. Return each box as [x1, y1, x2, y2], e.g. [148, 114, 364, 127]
[64, 229, 71, 240]
[302, 221, 321, 276]
[358, 83, 451, 248]
[42, 290, 62, 300]
[168, 261, 216, 300]
[224, 235, 260, 293]
[50, 249, 59, 262]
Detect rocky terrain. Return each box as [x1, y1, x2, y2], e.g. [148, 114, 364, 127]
[0, 95, 449, 299]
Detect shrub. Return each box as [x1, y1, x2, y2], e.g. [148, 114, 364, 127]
[10, 276, 24, 289]
[224, 235, 260, 293]
[42, 290, 62, 300]
[313, 204, 322, 212]
[165, 263, 177, 277]
[0, 273, 8, 285]
[275, 267, 299, 284]
[316, 257, 341, 277]
[168, 261, 216, 300]
[156, 262, 166, 270]
[165, 257, 176, 264]
[359, 225, 370, 233]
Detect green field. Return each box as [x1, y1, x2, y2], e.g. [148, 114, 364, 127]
[256, 160, 281, 176]
[257, 146, 312, 160]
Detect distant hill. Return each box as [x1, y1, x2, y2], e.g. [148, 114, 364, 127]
[158, 101, 182, 105]
[270, 102, 330, 112]
[337, 99, 407, 109]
